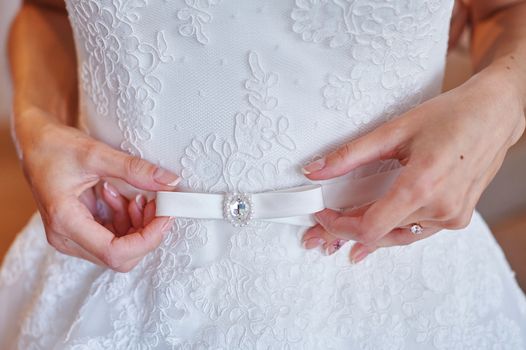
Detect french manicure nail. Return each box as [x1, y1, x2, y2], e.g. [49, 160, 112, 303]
[154, 167, 181, 187]
[135, 194, 147, 209]
[103, 181, 119, 198]
[303, 237, 326, 249]
[302, 157, 326, 175]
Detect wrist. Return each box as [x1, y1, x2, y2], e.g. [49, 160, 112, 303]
[12, 107, 63, 160]
[465, 58, 526, 147]
[472, 57, 526, 110]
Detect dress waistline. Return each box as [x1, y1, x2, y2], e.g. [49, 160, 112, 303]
[155, 167, 402, 227]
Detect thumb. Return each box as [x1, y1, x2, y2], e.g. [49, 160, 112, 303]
[302, 124, 405, 180]
[92, 143, 181, 191]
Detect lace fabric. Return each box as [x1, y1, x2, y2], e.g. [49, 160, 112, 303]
[1, 0, 525, 349]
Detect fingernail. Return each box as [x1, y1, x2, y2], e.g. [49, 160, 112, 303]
[350, 246, 369, 264]
[103, 181, 119, 198]
[154, 167, 181, 187]
[161, 217, 175, 235]
[302, 157, 326, 175]
[135, 194, 147, 209]
[303, 237, 326, 249]
[325, 239, 345, 255]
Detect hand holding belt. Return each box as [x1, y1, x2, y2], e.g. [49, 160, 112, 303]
[156, 167, 402, 227]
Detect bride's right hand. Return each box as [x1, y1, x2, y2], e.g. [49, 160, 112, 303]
[14, 108, 180, 272]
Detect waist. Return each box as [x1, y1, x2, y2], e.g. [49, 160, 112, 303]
[155, 166, 402, 227]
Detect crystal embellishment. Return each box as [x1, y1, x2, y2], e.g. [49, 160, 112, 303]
[223, 192, 254, 227]
[410, 224, 424, 235]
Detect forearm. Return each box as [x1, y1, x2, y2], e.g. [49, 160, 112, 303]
[470, 1, 526, 107]
[8, 2, 77, 132]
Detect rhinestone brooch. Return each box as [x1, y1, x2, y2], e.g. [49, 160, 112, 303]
[223, 192, 254, 227]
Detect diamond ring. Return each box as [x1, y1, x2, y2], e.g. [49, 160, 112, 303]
[410, 223, 424, 235]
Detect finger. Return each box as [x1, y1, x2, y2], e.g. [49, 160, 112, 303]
[374, 226, 440, 247]
[114, 256, 143, 273]
[302, 224, 348, 255]
[322, 236, 348, 256]
[349, 227, 441, 264]
[302, 224, 331, 249]
[108, 216, 174, 266]
[94, 197, 112, 225]
[400, 145, 507, 229]
[340, 203, 373, 217]
[129, 194, 147, 229]
[90, 143, 181, 191]
[65, 201, 174, 270]
[357, 165, 437, 241]
[312, 203, 374, 239]
[303, 204, 371, 246]
[348, 243, 378, 264]
[313, 171, 416, 239]
[78, 188, 98, 214]
[143, 199, 157, 227]
[314, 208, 360, 240]
[102, 181, 132, 236]
[315, 163, 435, 244]
[301, 121, 407, 180]
[103, 222, 115, 232]
[49, 233, 106, 267]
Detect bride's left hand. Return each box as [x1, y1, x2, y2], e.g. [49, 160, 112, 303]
[301, 68, 525, 264]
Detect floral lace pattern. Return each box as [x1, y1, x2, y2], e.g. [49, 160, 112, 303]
[67, 0, 172, 156]
[180, 51, 298, 193]
[291, 0, 447, 125]
[177, 0, 222, 45]
[1, 213, 525, 349]
[1, 0, 526, 349]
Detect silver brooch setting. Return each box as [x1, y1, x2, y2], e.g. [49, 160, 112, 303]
[223, 192, 254, 227]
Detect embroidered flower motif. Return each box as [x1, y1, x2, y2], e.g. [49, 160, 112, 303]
[177, 0, 221, 45]
[67, 0, 173, 156]
[188, 260, 250, 320]
[114, 0, 148, 23]
[291, 0, 350, 48]
[72, 1, 136, 116]
[117, 86, 154, 155]
[181, 134, 225, 192]
[180, 51, 298, 193]
[234, 111, 273, 158]
[244, 158, 293, 191]
[10, 1, 523, 349]
[292, 0, 443, 125]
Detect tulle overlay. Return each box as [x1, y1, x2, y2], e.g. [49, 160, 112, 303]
[1, 0, 525, 348]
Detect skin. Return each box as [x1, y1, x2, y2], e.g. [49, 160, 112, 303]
[302, 1, 526, 263]
[9, 1, 526, 270]
[9, 0, 181, 272]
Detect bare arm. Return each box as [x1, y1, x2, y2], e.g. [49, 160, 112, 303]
[469, 0, 526, 103]
[9, 0, 77, 127]
[8, 0, 181, 271]
[301, 0, 526, 263]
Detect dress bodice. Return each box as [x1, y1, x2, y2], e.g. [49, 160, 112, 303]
[3, 3, 526, 349]
[65, 0, 454, 193]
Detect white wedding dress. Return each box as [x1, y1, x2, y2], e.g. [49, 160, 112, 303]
[1, 0, 526, 348]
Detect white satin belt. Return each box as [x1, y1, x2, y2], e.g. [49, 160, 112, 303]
[155, 167, 402, 227]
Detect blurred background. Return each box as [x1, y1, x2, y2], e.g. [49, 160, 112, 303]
[1, 1, 525, 290]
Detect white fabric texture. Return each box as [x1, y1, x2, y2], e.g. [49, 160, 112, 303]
[156, 166, 401, 226]
[1, 0, 526, 349]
